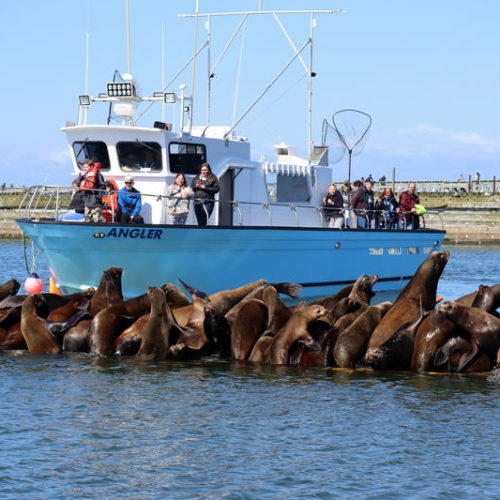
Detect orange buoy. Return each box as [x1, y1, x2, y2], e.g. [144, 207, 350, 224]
[49, 278, 61, 295]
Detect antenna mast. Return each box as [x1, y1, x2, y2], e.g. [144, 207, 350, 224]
[125, 0, 132, 74]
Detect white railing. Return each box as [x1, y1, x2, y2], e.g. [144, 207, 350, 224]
[17, 185, 445, 231]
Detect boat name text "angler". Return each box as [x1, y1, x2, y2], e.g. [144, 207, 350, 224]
[105, 228, 163, 239]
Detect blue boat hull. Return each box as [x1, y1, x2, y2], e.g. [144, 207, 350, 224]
[17, 219, 445, 299]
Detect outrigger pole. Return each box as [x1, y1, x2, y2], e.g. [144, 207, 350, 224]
[180, 9, 344, 151]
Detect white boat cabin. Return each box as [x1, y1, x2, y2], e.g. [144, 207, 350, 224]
[63, 122, 333, 227]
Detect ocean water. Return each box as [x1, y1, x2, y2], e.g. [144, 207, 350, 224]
[0, 241, 499, 499]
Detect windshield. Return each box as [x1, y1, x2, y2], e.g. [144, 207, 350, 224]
[73, 141, 111, 171]
[116, 142, 162, 172]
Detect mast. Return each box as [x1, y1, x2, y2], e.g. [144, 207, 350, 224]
[125, 0, 132, 75]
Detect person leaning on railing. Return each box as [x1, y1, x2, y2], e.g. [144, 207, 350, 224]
[374, 188, 399, 229]
[323, 183, 344, 229]
[399, 182, 420, 230]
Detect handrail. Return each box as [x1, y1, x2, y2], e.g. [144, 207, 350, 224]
[17, 185, 445, 231]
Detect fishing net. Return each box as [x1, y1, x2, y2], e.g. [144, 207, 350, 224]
[322, 109, 372, 180]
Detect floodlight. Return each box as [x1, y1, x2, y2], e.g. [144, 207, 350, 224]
[107, 81, 135, 98]
[164, 92, 177, 104]
[79, 95, 91, 106]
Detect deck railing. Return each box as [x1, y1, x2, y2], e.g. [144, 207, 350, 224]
[17, 185, 445, 231]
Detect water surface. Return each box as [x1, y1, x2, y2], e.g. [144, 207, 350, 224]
[0, 242, 499, 499]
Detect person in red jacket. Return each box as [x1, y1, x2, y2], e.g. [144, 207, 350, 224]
[399, 182, 420, 229]
[101, 179, 119, 222]
[75, 159, 105, 222]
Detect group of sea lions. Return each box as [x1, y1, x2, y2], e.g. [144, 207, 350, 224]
[0, 250, 499, 373]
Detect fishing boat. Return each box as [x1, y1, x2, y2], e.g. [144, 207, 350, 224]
[17, 4, 445, 298]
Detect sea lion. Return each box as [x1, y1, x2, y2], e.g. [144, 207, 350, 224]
[364, 311, 427, 371]
[434, 337, 493, 373]
[0, 322, 25, 350]
[169, 294, 212, 359]
[301, 283, 354, 312]
[456, 283, 500, 311]
[248, 332, 276, 363]
[438, 301, 500, 365]
[230, 299, 268, 360]
[20, 295, 60, 354]
[89, 267, 123, 316]
[63, 319, 92, 352]
[136, 287, 176, 361]
[267, 305, 327, 365]
[0, 279, 20, 301]
[334, 301, 392, 368]
[411, 309, 456, 372]
[367, 251, 449, 350]
[47, 296, 90, 322]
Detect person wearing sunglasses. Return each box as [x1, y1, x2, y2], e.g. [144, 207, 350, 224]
[118, 175, 144, 224]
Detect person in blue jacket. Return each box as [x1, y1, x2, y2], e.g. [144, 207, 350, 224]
[118, 175, 144, 224]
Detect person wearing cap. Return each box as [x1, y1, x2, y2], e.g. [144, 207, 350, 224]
[340, 180, 354, 228]
[118, 175, 144, 224]
[351, 178, 375, 228]
[399, 182, 420, 230]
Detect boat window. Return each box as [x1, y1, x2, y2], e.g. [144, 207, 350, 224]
[117, 142, 162, 172]
[168, 142, 206, 175]
[268, 173, 310, 203]
[407, 247, 419, 255]
[369, 248, 384, 255]
[73, 141, 111, 171]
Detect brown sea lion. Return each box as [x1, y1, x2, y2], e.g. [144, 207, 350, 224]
[0, 279, 20, 301]
[230, 299, 268, 360]
[367, 251, 449, 350]
[267, 305, 327, 365]
[47, 296, 90, 322]
[63, 319, 92, 352]
[456, 283, 500, 311]
[88, 290, 153, 356]
[248, 332, 275, 363]
[364, 310, 427, 371]
[20, 295, 60, 354]
[89, 267, 123, 316]
[306, 283, 354, 311]
[438, 301, 500, 363]
[136, 287, 176, 361]
[334, 301, 392, 368]
[169, 294, 212, 359]
[0, 322, 25, 350]
[434, 337, 493, 373]
[410, 309, 456, 372]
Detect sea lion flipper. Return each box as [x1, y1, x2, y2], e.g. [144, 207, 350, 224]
[456, 341, 479, 373]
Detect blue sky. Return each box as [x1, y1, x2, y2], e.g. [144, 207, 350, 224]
[1, 0, 499, 186]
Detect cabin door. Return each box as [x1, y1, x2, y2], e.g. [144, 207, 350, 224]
[218, 169, 235, 226]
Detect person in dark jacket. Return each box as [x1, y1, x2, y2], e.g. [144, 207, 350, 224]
[118, 175, 144, 224]
[375, 188, 399, 229]
[191, 163, 220, 226]
[323, 183, 344, 228]
[351, 179, 375, 228]
[399, 182, 420, 229]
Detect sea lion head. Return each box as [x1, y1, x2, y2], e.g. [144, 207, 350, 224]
[438, 300, 457, 317]
[364, 347, 385, 369]
[430, 251, 450, 274]
[306, 305, 328, 321]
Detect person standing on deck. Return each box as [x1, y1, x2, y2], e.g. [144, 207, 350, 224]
[191, 163, 220, 226]
[399, 182, 420, 230]
[351, 178, 375, 228]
